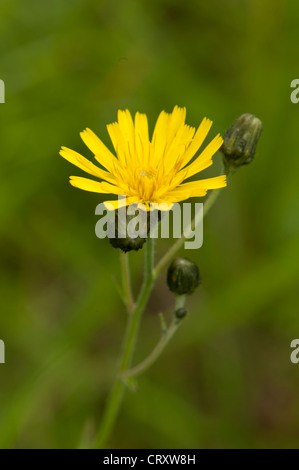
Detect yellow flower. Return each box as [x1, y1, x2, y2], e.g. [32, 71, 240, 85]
[60, 106, 226, 210]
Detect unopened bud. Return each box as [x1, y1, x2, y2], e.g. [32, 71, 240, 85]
[221, 113, 262, 172]
[175, 307, 188, 319]
[109, 234, 146, 252]
[167, 258, 200, 296]
[109, 207, 147, 252]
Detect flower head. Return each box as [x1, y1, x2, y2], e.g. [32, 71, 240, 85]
[60, 106, 226, 210]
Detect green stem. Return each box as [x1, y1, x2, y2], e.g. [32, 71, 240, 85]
[93, 237, 155, 448]
[124, 296, 186, 379]
[120, 252, 135, 313]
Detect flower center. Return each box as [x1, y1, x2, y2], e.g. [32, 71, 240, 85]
[135, 167, 158, 202]
[139, 168, 157, 179]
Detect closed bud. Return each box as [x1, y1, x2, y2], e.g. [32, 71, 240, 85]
[109, 234, 146, 252]
[221, 113, 262, 172]
[109, 207, 147, 252]
[167, 257, 200, 296]
[109, 205, 162, 252]
[175, 307, 188, 319]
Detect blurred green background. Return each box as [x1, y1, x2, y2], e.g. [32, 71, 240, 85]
[1, 0, 299, 449]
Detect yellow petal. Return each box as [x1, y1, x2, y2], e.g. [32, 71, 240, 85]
[80, 128, 117, 173]
[103, 196, 139, 210]
[135, 112, 150, 165]
[166, 106, 186, 145]
[178, 117, 213, 169]
[179, 175, 227, 194]
[180, 134, 223, 180]
[150, 110, 170, 166]
[165, 175, 227, 202]
[106, 122, 128, 165]
[163, 123, 195, 171]
[69, 176, 126, 194]
[117, 109, 135, 144]
[60, 147, 115, 183]
[135, 112, 149, 144]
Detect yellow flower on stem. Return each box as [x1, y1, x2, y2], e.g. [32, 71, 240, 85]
[60, 106, 226, 210]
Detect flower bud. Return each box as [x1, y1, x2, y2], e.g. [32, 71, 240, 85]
[109, 207, 147, 252]
[221, 114, 262, 172]
[109, 233, 146, 252]
[109, 205, 162, 252]
[167, 257, 200, 296]
[175, 307, 188, 319]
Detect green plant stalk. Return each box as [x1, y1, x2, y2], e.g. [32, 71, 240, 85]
[93, 163, 227, 448]
[120, 252, 135, 313]
[93, 237, 155, 448]
[124, 295, 186, 379]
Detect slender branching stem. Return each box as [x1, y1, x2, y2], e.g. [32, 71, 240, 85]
[93, 161, 227, 448]
[93, 237, 155, 448]
[124, 295, 186, 379]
